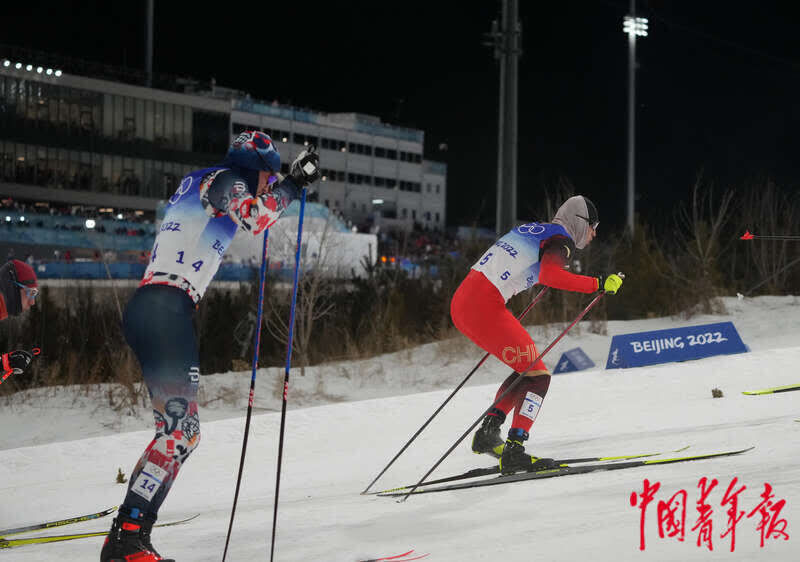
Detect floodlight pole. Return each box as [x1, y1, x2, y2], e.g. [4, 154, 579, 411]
[486, 0, 522, 236]
[623, 1, 648, 238]
[626, 0, 637, 237]
[145, 0, 154, 88]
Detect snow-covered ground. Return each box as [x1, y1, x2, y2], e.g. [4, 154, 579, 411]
[2, 295, 799, 561]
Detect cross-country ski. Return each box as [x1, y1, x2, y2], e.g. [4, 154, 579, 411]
[377, 448, 754, 497]
[0, 514, 199, 549]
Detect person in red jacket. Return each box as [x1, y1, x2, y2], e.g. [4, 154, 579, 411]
[450, 195, 624, 474]
[0, 259, 39, 384]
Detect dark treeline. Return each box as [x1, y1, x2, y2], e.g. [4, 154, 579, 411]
[1, 179, 798, 396]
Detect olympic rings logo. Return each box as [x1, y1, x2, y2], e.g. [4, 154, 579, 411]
[169, 176, 194, 205]
[516, 222, 545, 235]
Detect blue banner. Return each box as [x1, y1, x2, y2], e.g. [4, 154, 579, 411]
[606, 321, 748, 369]
[553, 347, 596, 374]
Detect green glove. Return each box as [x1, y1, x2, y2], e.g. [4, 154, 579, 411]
[598, 273, 625, 294]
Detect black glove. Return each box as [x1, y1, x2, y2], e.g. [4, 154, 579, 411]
[271, 178, 300, 210]
[289, 145, 320, 188]
[1, 349, 34, 384]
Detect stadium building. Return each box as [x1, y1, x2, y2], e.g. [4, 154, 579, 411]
[0, 46, 447, 240]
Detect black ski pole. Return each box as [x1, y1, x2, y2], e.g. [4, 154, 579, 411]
[270, 188, 308, 562]
[397, 290, 607, 502]
[361, 286, 550, 494]
[740, 255, 800, 297]
[740, 230, 800, 241]
[222, 228, 271, 562]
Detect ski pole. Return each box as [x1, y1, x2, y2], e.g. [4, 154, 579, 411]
[222, 227, 271, 562]
[397, 290, 607, 502]
[270, 188, 308, 562]
[740, 254, 800, 297]
[740, 230, 800, 241]
[361, 286, 550, 494]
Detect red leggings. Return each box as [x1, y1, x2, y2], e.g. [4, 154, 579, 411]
[450, 270, 548, 374]
[451, 270, 550, 435]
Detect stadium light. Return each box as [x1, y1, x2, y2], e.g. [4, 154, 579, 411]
[85, 219, 96, 229]
[372, 199, 384, 205]
[623, 16, 649, 36]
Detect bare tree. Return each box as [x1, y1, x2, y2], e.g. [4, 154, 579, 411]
[660, 173, 735, 314]
[266, 214, 338, 376]
[737, 179, 800, 294]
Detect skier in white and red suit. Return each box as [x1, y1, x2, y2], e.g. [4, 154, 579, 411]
[450, 195, 624, 475]
[0, 259, 38, 383]
[100, 131, 319, 562]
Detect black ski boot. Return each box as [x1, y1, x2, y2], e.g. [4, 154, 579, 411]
[100, 512, 161, 561]
[471, 410, 506, 458]
[499, 437, 556, 475]
[140, 517, 175, 562]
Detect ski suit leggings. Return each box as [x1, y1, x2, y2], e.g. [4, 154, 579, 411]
[120, 284, 201, 521]
[450, 270, 548, 375]
[451, 270, 550, 434]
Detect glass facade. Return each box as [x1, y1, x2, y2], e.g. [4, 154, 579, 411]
[0, 63, 446, 231]
[0, 74, 228, 199]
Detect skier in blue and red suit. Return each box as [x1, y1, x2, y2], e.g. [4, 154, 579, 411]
[100, 131, 320, 562]
[451, 195, 624, 474]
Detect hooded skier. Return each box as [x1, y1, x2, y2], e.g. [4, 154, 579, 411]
[100, 131, 319, 562]
[0, 259, 38, 383]
[450, 195, 624, 474]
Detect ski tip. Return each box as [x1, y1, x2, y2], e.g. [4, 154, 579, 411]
[357, 548, 430, 561]
[740, 230, 755, 240]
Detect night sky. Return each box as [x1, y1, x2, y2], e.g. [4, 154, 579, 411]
[4, 1, 800, 231]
